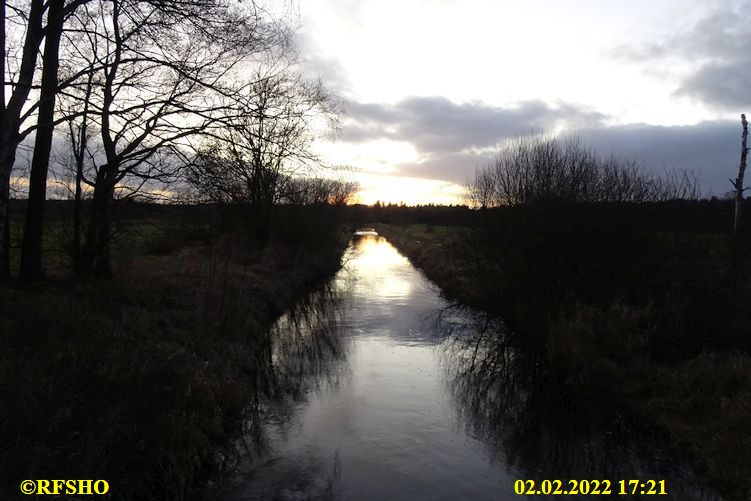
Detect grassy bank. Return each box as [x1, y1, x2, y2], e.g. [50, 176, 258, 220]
[377, 222, 751, 500]
[0, 216, 348, 500]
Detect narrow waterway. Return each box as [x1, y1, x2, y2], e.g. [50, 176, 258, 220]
[217, 235, 721, 500]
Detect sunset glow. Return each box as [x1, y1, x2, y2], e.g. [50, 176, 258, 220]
[352, 174, 465, 206]
[300, 0, 750, 204]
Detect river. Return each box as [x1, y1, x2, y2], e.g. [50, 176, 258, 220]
[214, 235, 722, 500]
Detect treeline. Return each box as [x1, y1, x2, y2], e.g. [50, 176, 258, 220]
[343, 199, 748, 235]
[458, 135, 749, 355]
[1, 0, 355, 280]
[344, 202, 474, 227]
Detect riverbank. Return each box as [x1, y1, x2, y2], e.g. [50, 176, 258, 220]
[373, 223, 478, 306]
[376, 222, 751, 501]
[0, 226, 348, 500]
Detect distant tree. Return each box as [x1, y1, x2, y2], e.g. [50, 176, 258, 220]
[731, 113, 748, 236]
[466, 135, 699, 208]
[282, 176, 359, 206]
[186, 67, 338, 242]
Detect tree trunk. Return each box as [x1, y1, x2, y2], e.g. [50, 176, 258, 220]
[0, 169, 9, 279]
[733, 113, 749, 237]
[1, 0, 5, 128]
[80, 168, 115, 277]
[0, 0, 45, 278]
[0, 0, 6, 280]
[0, 0, 6, 278]
[71, 75, 93, 274]
[79, 207, 98, 276]
[80, 170, 104, 275]
[93, 188, 113, 277]
[82, 0, 121, 278]
[20, 0, 65, 279]
[73, 163, 83, 273]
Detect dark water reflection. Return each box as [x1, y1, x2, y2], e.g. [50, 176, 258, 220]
[215, 236, 722, 500]
[215, 280, 350, 487]
[436, 312, 722, 500]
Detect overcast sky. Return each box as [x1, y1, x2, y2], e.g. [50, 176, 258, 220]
[293, 0, 751, 204]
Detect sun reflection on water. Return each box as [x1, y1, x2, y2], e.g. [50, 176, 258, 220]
[343, 236, 414, 301]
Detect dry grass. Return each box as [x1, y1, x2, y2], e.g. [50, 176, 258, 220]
[0, 228, 347, 500]
[631, 353, 751, 500]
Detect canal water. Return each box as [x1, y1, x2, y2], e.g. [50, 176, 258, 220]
[217, 235, 721, 500]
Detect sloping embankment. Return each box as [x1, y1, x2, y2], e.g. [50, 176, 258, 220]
[0, 235, 348, 501]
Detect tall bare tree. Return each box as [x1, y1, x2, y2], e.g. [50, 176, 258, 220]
[58, 70, 95, 272]
[56, 0, 286, 276]
[19, 0, 65, 278]
[0, 0, 46, 278]
[732, 113, 748, 237]
[11, 0, 284, 277]
[1, 0, 99, 278]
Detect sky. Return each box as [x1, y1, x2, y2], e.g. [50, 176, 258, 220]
[294, 0, 751, 205]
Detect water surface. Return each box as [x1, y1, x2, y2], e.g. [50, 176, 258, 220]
[219, 236, 721, 500]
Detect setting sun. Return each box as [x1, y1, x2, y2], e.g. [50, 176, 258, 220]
[352, 173, 465, 205]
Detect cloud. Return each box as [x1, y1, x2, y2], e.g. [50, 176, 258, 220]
[395, 151, 485, 186]
[336, 97, 607, 185]
[613, 2, 751, 110]
[343, 96, 606, 153]
[295, 34, 354, 97]
[405, 119, 745, 194]
[327, 91, 746, 196]
[677, 57, 751, 110]
[299, 52, 353, 97]
[573, 120, 742, 196]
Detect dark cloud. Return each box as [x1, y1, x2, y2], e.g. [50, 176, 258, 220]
[350, 102, 740, 195]
[574, 120, 742, 196]
[343, 96, 606, 153]
[395, 152, 486, 186]
[614, 2, 751, 110]
[677, 56, 751, 109]
[338, 97, 608, 186]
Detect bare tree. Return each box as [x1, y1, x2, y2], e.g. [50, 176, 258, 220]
[0, 0, 46, 278]
[54, 68, 95, 272]
[1, 0, 101, 279]
[731, 113, 748, 236]
[68, 74, 94, 272]
[3, 0, 285, 278]
[282, 177, 359, 206]
[19, 0, 65, 278]
[187, 67, 338, 242]
[466, 134, 699, 208]
[53, 0, 286, 276]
